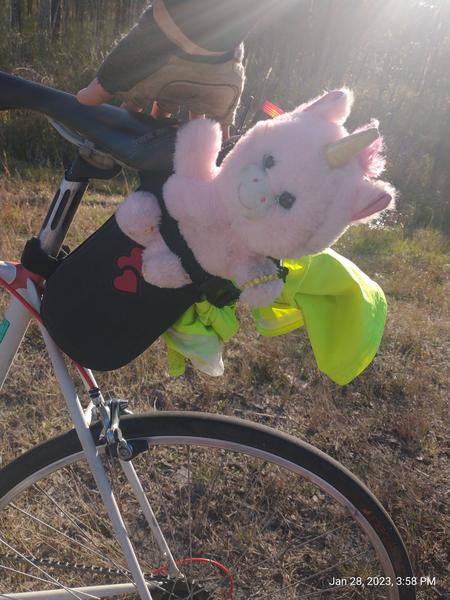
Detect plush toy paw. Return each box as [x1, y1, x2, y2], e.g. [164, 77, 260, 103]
[115, 191, 161, 246]
[240, 278, 284, 308]
[142, 247, 192, 288]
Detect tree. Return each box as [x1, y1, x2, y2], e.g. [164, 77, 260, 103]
[51, 0, 62, 40]
[10, 0, 22, 30]
[39, 0, 51, 33]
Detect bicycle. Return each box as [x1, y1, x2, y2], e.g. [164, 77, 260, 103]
[0, 71, 415, 600]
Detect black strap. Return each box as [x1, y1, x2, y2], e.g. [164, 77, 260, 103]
[157, 191, 211, 285]
[155, 190, 240, 308]
[269, 257, 289, 283]
[21, 237, 69, 280]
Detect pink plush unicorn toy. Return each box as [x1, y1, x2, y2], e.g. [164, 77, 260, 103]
[116, 89, 395, 307]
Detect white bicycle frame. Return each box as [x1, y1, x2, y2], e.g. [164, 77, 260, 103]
[0, 165, 181, 599]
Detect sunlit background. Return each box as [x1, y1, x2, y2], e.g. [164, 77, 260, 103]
[1, 0, 449, 231]
[245, 0, 450, 233]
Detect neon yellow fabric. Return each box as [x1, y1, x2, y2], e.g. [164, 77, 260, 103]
[162, 299, 239, 376]
[162, 249, 387, 385]
[252, 249, 387, 385]
[251, 258, 309, 337]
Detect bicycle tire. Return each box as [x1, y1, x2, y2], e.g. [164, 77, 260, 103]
[0, 411, 415, 600]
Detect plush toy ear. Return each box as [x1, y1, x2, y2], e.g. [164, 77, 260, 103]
[352, 180, 395, 222]
[173, 118, 222, 180]
[298, 89, 354, 125]
[355, 121, 386, 178]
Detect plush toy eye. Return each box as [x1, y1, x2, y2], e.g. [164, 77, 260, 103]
[263, 154, 275, 170]
[278, 191, 296, 210]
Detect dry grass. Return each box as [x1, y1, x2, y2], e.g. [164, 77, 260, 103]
[0, 174, 449, 598]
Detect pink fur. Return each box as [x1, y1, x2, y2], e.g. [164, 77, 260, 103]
[116, 90, 396, 308]
[302, 88, 354, 124]
[116, 191, 191, 287]
[174, 118, 222, 181]
[115, 191, 161, 247]
[142, 244, 191, 288]
[356, 121, 387, 178]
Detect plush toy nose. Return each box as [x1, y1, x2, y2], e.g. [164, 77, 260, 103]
[238, 165, 276, 219]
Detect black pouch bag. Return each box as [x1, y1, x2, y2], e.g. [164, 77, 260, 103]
[41, 216, 202, 371]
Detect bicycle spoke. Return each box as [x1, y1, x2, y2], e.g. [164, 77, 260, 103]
[0, 415, 412, 599]
[9, 502, 131, 579]
[187, 447, 193, 600]
[0, 536, 101, 600]
[251, 548, 374, 598]
[34, 480, 127, 566]
[0, 562, 72, 590]
[228, 522, 350, 577]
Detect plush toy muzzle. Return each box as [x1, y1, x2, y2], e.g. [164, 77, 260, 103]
[237, 164, 278, 219]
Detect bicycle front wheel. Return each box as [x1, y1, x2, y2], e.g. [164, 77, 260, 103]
[0, 411, 415, 599]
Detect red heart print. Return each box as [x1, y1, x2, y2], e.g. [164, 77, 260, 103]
[117, 247, 143, 272]
[113, 269, 138, 294]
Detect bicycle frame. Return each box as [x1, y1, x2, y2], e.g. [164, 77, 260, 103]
[0, 162, 181, 599]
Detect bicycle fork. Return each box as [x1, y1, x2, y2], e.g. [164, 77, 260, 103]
[26, 281, 181, 600]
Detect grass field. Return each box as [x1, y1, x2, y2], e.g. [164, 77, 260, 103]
[0, 172, 449, 598]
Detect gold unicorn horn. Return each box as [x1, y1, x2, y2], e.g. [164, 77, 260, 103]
[325, 128, 379, 168]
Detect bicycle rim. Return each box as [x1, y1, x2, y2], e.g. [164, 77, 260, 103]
[0, 412, 415, 600]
